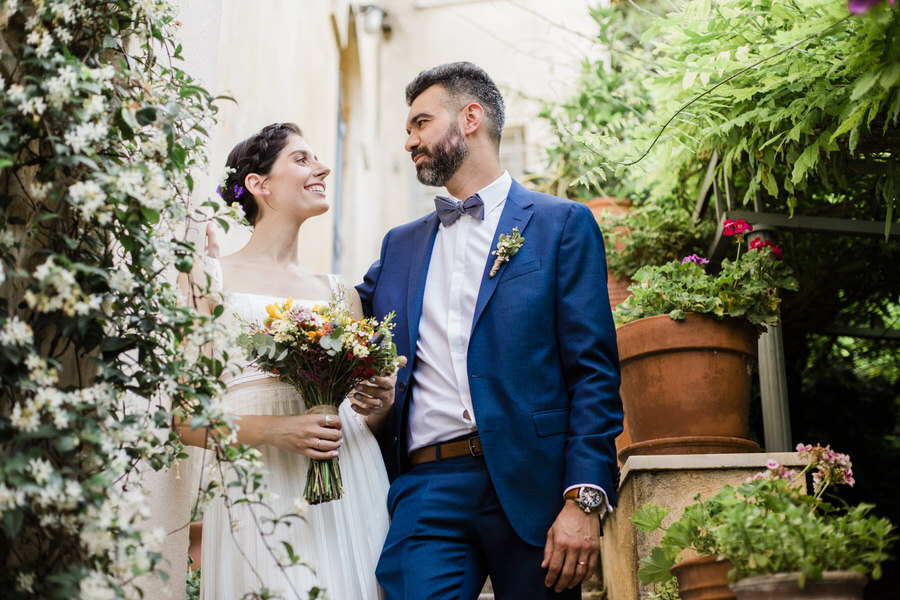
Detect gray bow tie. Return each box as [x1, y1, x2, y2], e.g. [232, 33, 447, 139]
[434, 193, 484, 227]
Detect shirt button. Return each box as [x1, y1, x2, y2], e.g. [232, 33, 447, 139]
[398, 382, 407, 392]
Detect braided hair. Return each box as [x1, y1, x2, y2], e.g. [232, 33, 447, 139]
[220, 123, 303, 225]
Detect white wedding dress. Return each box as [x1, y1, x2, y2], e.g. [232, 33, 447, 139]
[200, 259, 390, 600]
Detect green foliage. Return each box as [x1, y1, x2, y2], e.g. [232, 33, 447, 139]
[632, 447, 897, 589]
[536, 4, 658, 200]
[631, 496, 731, 585]
[624, 0, 899, 219]
[712, 479, 897, 583]
[604, 203, 716, 279]
[0, 1, 268, 598]
[614, 232, 798, 326]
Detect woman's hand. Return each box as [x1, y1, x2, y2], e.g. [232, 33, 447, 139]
[251, 413, 343, 460]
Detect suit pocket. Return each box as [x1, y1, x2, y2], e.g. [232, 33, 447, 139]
[532, 408, 569, 437]
[498, 258, 541, 284]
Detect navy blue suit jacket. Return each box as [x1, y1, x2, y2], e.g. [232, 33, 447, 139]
[356, 180, 622, 546]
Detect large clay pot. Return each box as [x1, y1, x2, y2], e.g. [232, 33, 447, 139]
[585, 197, 633, 313]
[586, 197, 634, 461]
[730, 571, 867, 600]
[616, 313, 760, 461]
[671, 555, 736, 600]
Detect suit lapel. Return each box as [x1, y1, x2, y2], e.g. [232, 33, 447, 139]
[406, 213, 440, 350]
[470, 181, 534, 334]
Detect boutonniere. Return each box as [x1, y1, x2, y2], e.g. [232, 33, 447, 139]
[489, 227, 525, 278]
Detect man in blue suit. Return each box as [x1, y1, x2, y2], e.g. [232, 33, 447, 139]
[356, 62, 622, 600]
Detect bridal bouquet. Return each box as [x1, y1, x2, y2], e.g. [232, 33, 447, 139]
[242, 294, 402, 504]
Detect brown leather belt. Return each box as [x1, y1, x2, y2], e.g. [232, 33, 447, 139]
[410, 435, 483, 466]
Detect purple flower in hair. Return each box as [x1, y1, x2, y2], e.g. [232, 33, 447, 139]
[681, 254, 709, 266]
[234, 185, 245, 199]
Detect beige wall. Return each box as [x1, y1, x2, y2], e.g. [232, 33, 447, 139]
[209, 0, 351, 271]
[356, 0, 604, 282]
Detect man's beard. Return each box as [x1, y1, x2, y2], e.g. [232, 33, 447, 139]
[412, 124, 468, 187]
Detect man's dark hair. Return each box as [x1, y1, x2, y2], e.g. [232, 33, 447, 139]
[406, 62, 505, 145]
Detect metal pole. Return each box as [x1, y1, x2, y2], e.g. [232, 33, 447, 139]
[753, 230, 792, 451]
[332, 77, 346, 274]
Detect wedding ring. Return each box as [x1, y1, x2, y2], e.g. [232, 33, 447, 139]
[577, 561, 586, 566]
[325, 415, 334, 425]
[316, 439, 321, 450]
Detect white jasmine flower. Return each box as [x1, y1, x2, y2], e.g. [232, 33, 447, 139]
[7, 84, 25, 104]
[11, 403, 40, 432]
[16, 572, 35, 593]
[0, 483, 25, 509]
[83, 94, 105, 118]
[29, 457, 53, 485]
[0, 315, 34, 346]
[0, 229, 15, 247]
[80, 571, 115, 600]
[44, 76, 71, 109]
[22, 95, 46, 117]
[68, 180, 107, 221]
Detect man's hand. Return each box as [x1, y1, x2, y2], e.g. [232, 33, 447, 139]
[541, 501, 601, 592]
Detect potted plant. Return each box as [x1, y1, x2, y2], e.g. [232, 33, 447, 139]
[632, 444, 897, 600]
[613, 219, 798, 459]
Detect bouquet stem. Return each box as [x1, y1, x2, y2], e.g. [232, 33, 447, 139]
[304, 404, 343, 504]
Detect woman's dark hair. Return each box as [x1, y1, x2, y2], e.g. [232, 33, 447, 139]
[405, 62, 505, 145]
[220, 122, 303, 225]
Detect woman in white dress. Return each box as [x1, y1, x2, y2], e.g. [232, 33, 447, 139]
[179, 123, 393, 600]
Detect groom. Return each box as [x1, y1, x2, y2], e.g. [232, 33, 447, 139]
[356, 62, 622, 599]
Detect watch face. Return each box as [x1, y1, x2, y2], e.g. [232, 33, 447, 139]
[578, 487, 603, 509]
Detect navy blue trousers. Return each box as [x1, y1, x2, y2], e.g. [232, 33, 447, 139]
[376, 454, 581, 600]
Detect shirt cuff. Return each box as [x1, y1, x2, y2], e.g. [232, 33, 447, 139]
[564, 484, 613, 518]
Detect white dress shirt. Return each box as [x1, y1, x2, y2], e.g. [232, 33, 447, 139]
[408, 171, 512, 452]
[407, 171, 612, 516]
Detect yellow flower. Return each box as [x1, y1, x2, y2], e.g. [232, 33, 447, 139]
[266, 304, 283, 320]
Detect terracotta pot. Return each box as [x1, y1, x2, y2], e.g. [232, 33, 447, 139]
[586, 197, 634, 461]
[671, 555, 736, 600]
[616, 313, 759, 460]
[730, 571, 867, 600]
[188, 521, 202, 570]
[585, 196, 632, 224]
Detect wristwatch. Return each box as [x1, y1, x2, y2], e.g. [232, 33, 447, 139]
[565, 487, 604, 514]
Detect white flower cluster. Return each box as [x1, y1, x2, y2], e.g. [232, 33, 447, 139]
[341, 320, 371, 358]
[0, 315, 34, 346]
[25, 257, 103, 316]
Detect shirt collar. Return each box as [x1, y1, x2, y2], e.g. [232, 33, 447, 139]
[450, 171, 511, 217]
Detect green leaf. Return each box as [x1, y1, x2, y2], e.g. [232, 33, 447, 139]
[3, 509, 23, 540]
[631, 503, 670, 531]
[637, 546, 677, 584]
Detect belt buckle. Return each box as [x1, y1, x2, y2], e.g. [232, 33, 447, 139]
[467, 436, 479, 457]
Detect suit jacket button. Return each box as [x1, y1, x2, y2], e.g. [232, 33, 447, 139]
[398, 382, 407, 392]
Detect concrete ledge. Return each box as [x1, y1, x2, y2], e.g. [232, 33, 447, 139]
[599, 451, 805, 600]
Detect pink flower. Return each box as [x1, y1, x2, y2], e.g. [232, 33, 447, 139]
[723, 219, 753, 237]
[681, 254, 710, 266]
[750, 237, 785, 260]
[849, 0, 895, 14]
[767, 459, 780, 470]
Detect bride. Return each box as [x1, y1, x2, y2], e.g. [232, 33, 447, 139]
[179, 123, 394, 600]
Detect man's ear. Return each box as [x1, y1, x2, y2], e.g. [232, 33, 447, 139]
[461, 102, 485, 136]
[245, 173, 269, 196]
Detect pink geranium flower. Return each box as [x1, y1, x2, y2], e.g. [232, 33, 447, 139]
[849, 0, 895, 14]
[681, 254, 710, 266]
[722, 219, 753, 237]
[750, 236, 785, 260]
